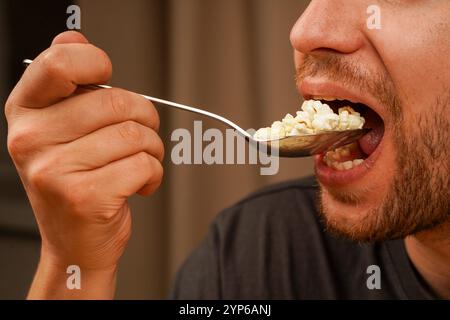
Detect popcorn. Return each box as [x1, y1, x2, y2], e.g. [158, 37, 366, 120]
[270, 121, 286, 139]
[295, 111, 312, 127]
[312, 113, 340, 131]
[281, 113, 296, 132]
[288, 123, 314, 136]
[254, 127, 272, 140]
[338, 107, 365, 130]
[254, 100, 365, 140]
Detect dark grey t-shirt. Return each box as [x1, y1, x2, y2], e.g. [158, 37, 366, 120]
[170, 176, 436, 299]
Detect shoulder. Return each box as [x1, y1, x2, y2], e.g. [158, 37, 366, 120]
[207, 176, 335, 298]
[170, 176, 322, 299]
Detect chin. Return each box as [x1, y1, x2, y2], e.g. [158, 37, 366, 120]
[318, 185, 385, 242]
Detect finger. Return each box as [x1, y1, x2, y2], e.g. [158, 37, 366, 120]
[137, 177, 163, 196]
[86, 152, 163, 199]
[61, 121, 164, 171]
[9, 43, 112, 109]
[51, 31, 89, 45]
[12, 88, 160, 146]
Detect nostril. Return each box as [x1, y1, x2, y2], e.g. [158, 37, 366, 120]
[314, 48, 345, 55]
[290, 2, 365, 56]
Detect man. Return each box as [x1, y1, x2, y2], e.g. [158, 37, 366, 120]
[4, 0, 449, 299]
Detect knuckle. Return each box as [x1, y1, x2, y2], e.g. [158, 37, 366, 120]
[4, 99, 14, 120]
[141, 153, 163, 182]
[135, 151, 152, 168]
[107, 88, 131, 121]
[26, 151, 66, 191]
[118, 120, 144, 145]
[7, 125, 36, 164]
[39, 46, 70, 80]
[27, 160, 54, 190]
[130, 152, 156, 177]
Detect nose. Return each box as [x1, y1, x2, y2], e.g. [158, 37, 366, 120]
[290, 0, 365, 56]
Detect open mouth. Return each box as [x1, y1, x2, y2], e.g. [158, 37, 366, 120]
[312, 97, 385, 184]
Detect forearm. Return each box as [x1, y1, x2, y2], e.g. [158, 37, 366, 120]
[28, 251, 118, 300]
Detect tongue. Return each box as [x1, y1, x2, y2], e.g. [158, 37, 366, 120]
[358, 108, 384, 155]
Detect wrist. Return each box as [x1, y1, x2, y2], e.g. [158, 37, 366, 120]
[28, 247, 119, 300]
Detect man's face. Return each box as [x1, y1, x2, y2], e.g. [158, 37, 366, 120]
[291, 0, 449, 242]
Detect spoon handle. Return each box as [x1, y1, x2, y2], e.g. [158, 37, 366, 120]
[22, 59, 253, 140]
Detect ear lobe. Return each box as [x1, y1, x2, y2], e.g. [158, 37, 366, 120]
[51, 31, 89, 46]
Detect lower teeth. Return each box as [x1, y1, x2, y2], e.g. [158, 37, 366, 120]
[324, 143, 365, 171]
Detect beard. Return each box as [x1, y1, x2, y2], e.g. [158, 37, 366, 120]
[297, 54, 450, 242]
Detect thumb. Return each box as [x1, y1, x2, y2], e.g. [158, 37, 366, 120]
[51, 31, 89, 46]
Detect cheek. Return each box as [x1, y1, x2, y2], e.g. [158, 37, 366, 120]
[367, 11, 450, 123]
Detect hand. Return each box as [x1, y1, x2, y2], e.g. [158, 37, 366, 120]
[4, 32, 164, 295]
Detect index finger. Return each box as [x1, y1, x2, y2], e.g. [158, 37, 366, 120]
[8, 42, 112, 109]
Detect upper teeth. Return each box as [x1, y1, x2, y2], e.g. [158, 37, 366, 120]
[313, 96, 341, 101]
[312, 96, 360, 104]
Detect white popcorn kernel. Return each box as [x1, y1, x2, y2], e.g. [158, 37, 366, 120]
[312, 113, 339, 132]
[287, 128, 301, 136]
[312, 100, 323, 111]
[315, 103, 334, 115]
[282, 113, 296, 132]
[271, 120, 283, 129]
[348, 114, 365, 129]
[295, 110, 310, 119]
[338, 106, 365, 130]
[338, 110, 349, 130]
[288, 123, 314, 135]
[254, 127, 272, 140]
[295, 111, 312, 127]
[302, 100, 316, 117]
[283, 113, 295, 120]
[270, 125, 286, 140]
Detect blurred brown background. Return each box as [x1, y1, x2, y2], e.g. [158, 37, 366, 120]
[0, 0, 312, 299]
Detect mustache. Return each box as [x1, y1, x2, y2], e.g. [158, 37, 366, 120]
[295, 54, 401, 120]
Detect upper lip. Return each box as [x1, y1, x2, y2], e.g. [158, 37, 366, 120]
[298, 78, 386, 122]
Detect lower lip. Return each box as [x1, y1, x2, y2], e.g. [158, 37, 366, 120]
[314, 136, 384, 187]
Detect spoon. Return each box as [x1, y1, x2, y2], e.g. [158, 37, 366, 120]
[23, 59, 369, 157]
